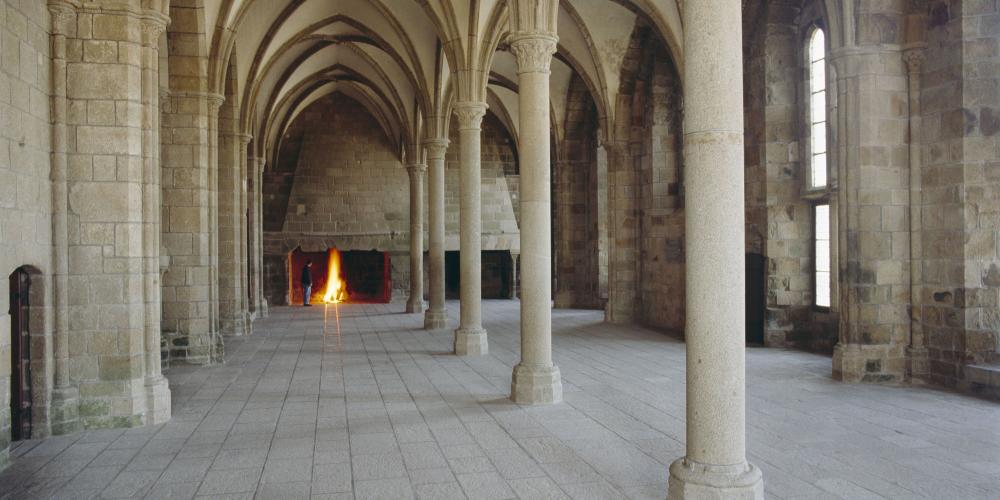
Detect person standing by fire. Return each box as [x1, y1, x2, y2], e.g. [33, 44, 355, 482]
[301, 260, 313, 306]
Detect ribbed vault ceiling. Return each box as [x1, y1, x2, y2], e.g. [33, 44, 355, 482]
[197, 0, 684, 162]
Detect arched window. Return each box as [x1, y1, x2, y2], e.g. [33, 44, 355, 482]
[807, 28, 827, 189]
[807, 27, 831, 308]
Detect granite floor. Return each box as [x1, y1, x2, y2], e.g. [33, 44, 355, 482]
[2, 300, 998, 499]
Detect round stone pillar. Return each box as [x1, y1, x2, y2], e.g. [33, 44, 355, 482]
[406, 162, 427, 313]
[667, 0, 764, 498]
[509, 33, 562, 405]
[453, 102, 489, 355]
[424, 139, 449, 328]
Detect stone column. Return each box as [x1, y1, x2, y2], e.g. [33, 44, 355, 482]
[161, 90, 224, 364]
[53, 0, 162, 428]
[509, 33, 562, 404]
[47, 0, 81, 435]
[830, 43, 912, 383]
[140, 9, 170, 424]
[218, 131, 251, 336]
[407, 162, 427, 313]
[904, 47, 928, 381]
[424, 139, 449, 328]
[453, 102, 489, 355]
[208, 99, 222, 337]
[251, 157, 268, 317]
[667, 0, 764, 498]
[239, 143, 251, 332]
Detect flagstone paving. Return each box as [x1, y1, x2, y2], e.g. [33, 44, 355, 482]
[2, 300, 998, 499]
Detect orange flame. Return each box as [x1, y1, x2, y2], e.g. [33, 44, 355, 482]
[323, 248, 348, 303]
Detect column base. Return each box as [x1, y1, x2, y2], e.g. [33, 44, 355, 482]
[511, 364, 563, 405]
[668, 458, 763, 500]
[49, 386, 81, 436]
[424, 309, 448, 329]
[454, 327, 488, 356]
[406, 298, 426, 314]
[906, 346, 930, 383]
[832, 343, 864, 383]
[145, 375, 172, 425]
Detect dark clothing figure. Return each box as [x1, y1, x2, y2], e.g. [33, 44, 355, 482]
[302, 264, 313, 306]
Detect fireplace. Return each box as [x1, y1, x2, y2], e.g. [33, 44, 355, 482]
[288, 248, 391, 304]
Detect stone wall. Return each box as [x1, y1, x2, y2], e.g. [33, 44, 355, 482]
[554, 74, 603, 309]
[922, 0, 1000, 391]
[0, 0, 54, 464]
[958, 0, 1000, 377]
[744, 0, 841, 353]
[262, 93, 520, 305]
[603, 21, 686, 331]
[637, 48, 684, 332]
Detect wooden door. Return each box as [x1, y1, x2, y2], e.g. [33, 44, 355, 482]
[8, 269, 31, 441]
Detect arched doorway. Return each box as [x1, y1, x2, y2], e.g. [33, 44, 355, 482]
[8, 268, 32, 441]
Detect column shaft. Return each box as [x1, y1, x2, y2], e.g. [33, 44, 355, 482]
[904, 48, 928, 380]
[239, 143, 252, 333]
[424, 139, 449, 328]
[509, 34, 562, 404]
[141, 13, 170, 424]
[47, 2, 80, 434]
[208, 102, 221, 338]
[407, 163, 427, 313]
[218, 132, 250, 336]
[250, 158, 267, 318]
[668, 0, 763, 497]
[453, 102, 489, 355]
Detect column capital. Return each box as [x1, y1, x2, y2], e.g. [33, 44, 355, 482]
[509, 34, 558, 74]
[422, 138, 449, 159]
[47, 1, 78, 36]
[206, 93, 226, 113]
[237, 133, 254, 145]
[453, 101, 488, 131]
[407, 163, 427, 177]
[140, 13, 169, 46]
[902, 46, 926, 75]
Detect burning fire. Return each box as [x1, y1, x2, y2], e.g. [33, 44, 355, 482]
[322, 248, 348, 303]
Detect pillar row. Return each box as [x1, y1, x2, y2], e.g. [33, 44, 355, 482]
[424, 139, 449, 328]
[406, 162, 427, 314]
[667, 0, 764, 498]
[453, 102, 489, 356]
[509, 32, 562, 405]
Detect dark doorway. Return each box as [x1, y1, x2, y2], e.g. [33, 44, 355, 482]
[445, 251, 461, 299]
[341, 250, 391, 303]
[8, 268, 32, 441]
[444, 251, 513, 299]
[746, 253, 766, 345]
